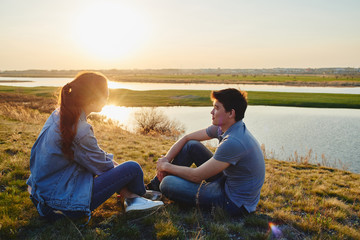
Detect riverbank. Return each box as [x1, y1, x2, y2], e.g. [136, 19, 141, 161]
[0, 100, 359, 239]
[108, 89, 360, 109]
[1, 72, 360, 87]
[1, 79, 360, 87]
[1, 86, 360, 109]
[108, 75, 360, 87]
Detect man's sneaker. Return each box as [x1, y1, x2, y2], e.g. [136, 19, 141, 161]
[145, 178, 161, 192]
[124, 197, 164, 213]
[143, 190, 162, 201]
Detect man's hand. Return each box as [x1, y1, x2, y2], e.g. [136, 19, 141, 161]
[156, 156, 170, 182]
[156, 171, 168, 182]
[158, 156, 170, 163]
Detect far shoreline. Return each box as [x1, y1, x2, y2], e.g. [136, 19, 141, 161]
[0, 80, 33, 83]
[1, 79, 360, 88]
[111, 79, 360, 87]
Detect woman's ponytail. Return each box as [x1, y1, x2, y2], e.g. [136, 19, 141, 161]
[59, 83, 81, 160]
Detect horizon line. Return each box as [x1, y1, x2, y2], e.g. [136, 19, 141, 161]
[1, 67, 360, 72]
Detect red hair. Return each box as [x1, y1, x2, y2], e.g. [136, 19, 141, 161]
[59, 71, 108, 160]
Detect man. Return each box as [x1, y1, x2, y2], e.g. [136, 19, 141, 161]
[148, 88, 265, 216]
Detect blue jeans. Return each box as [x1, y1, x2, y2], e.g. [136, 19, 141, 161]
[31, 161, 146, 221]
[159, 140, 249, 217]
[90, 161, 146, 210]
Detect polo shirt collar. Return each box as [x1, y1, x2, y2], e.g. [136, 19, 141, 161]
[219, 120, 243, 141]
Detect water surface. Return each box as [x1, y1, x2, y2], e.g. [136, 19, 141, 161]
[99, 105, 360, 174]
[1, 76, 360, 94]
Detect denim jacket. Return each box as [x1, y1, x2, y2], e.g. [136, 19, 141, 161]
[26, 109, 114, 215]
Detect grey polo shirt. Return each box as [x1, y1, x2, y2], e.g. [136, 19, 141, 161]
[206, 120, 265, 212]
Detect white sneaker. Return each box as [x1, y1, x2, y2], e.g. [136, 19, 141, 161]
[143, 190, 162, 201]
[124, 197, 164, 213]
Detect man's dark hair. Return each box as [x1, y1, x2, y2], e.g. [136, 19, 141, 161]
[210, 88, 248, 121]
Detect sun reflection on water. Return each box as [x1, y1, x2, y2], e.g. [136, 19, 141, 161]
[107, 81, 134, 89]
[99, 105, 136, 130]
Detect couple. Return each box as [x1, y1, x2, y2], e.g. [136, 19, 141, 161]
[27, 71, 265, 222]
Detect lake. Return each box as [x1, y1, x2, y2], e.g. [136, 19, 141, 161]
[1, 76, 360, 94]
[99, 105, 360, 174]
[2, 77, 360, 173]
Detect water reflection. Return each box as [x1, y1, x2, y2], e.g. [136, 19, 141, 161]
[98, 105, 360, 174]
[99, 105, 135, 130]
[1, 76, 360, 94]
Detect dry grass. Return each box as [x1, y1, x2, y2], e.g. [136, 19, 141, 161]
[1, 93, 360, 239]
[260, 158, 360, 238]
[261, 144, 350, 171]
[0, 92, 57, 113]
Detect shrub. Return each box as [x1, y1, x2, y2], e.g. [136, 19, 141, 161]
[134, 107, 185, 139]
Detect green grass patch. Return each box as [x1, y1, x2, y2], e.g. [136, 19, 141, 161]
[0, 85, 58, 98]
[108, 73, 360, 85]
[2, 85, 359, 109]
[109, 89, 360, 109]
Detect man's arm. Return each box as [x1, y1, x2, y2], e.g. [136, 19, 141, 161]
[161, 129, 211, 162]
[156, 128, 212, 181]
[157, 157, 230, 183]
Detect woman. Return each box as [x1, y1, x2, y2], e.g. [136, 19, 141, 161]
[26, 71, 163, 221]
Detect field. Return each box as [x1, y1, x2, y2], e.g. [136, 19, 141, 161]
[0, 91, 360, 239]
[1, 86, 360, 109]
[108, 74, 360, 86]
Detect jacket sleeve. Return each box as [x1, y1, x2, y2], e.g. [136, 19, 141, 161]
[73, 124, 114, 176]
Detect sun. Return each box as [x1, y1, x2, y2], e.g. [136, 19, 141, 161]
[74, 2, 149, 60]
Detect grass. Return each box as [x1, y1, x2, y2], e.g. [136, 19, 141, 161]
[108, 89, 360, 109]
[0, 85, 58, 98]
[1, 92, 360, 239]
[1, 85, 360, 109]
[108, 73, 360, 86]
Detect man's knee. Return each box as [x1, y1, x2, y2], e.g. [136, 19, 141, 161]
[185, 140, 202, 149]
[159, 175, 178, 195]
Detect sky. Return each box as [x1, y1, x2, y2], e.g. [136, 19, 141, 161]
[0, 0, 359, 70]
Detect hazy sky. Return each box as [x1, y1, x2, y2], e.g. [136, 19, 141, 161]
[1, 0, 359, 70]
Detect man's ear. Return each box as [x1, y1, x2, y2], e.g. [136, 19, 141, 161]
[229, 109, 236, 119]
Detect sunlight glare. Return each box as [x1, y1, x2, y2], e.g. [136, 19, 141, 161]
[99, 105, 135, 129]
[74, 2, 149, 60]
[269, 222, 282, 238]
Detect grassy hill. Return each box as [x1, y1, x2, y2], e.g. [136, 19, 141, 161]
[0, 92, 359, 239]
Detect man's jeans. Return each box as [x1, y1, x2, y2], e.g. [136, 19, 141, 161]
[31, 161, 146, 221]
[159, 140, 249, 217]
